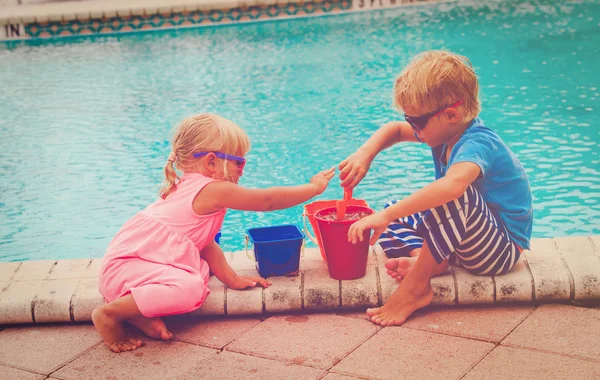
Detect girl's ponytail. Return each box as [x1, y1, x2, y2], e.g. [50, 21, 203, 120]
[159, 152, 180, 199]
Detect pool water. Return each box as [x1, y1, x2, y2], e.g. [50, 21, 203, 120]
[0, 0, 599, 261]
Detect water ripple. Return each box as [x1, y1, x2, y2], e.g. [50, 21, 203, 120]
[1, 0, 599, 260]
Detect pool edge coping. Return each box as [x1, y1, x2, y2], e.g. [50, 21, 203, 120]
[0, 235, 598, 324]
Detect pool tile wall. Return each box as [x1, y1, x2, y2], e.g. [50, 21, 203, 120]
[0, 0, 437, 41]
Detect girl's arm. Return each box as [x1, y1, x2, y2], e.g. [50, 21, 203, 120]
[339, 121, 418, 188]
[197, 167, 334, 212]
[348, 162, 481, 245]
[200, 241, 271, 289]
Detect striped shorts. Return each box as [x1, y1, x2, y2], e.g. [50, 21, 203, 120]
[379, 185, 520, 276]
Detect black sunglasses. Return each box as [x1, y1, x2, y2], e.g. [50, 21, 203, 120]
[404, 100, 463, 131]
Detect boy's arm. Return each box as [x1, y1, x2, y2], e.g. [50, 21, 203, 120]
[340, 121, 418, 188]
[358, 121, 419, 156]
[348, 162, 481, 244]
[201, 241, 270, 289]
[383, 162, 481, 220]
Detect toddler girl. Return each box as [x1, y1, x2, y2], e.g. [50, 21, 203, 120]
[93, 113, 334, 353]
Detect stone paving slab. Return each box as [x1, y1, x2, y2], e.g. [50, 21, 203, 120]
[0, 364, 46, 380]
[402, 305, 534, 343]
[493, 259, 533, 303]
[0, 304, 597, 380]
[264, 274, 302, 313]
[48, 259, 91, 280]
[0, 324, 100, 375]
[226, 313, 379, 369]
[321, 374, 364, 380]
[463, 346, 600, 380]
[71, 277, 104, 322]
[34, 278, 80, 323]
[0, 262, 21, 282]
[0, 236, 599, 325]
[175, 350, 326, 379]
[188, 275, 226, 316]
[501, 304, 600, 362]
[331, 327, 494, 379]
[166, 315, 262, 349]
[527, 256, 571, 301]
[52, 339, 218, 380]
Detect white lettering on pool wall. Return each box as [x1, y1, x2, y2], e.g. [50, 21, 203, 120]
[353, 0, 428, 11]
[1, 24, 23, 40]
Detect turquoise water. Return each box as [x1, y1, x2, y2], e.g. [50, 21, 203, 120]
[0, 0, 599, 261]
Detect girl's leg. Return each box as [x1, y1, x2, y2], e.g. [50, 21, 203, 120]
[128, 316, 173, 341]
[379, 201, 424, 259]
[92, 294, 145, 353]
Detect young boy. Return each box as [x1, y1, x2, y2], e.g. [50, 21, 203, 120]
[339, 50, 532, 326]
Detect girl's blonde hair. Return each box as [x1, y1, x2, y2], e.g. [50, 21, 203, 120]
[394, 50, 480, 122]
[159, 113, 251, 199]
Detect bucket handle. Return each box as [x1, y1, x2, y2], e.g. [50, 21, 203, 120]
[244, 235, 256, 262]
[302, 211, 319, 246]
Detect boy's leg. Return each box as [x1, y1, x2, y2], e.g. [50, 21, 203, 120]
[367, 240, 442, 326]
[420, 186, 520, 276]
[385, 253, 449, 282]
[379, 200, 424, 258]
[367, 186, 520, 325]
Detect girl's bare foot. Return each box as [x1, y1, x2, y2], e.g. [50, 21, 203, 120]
[128, 316, 173, 340]
[365, 281, 433, 326]
[385, 257, 417, 282]
[92, 306, 143, 353]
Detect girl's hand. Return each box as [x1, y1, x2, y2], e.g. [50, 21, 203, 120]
[310, 167, 335, 195]
[228, 275, 272, 290]
[338, 148, 374, 189]
[348, 211, 390, 245]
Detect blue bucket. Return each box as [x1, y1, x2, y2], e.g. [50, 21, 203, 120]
[245, 224, 304, 278]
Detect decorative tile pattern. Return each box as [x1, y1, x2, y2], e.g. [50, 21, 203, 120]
[21, 0, 351, 40]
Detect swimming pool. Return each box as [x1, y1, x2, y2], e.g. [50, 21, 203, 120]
[0, 0, 598, 261]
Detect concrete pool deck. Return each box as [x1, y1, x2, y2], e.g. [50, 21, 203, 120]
[0, 236, 599, 379]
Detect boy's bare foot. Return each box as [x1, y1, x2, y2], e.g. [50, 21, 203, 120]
[365, 282, 433, 326]
[385, 257, 417, 282]
[92, 306, 143, 353]
[129, 316, 173, 340]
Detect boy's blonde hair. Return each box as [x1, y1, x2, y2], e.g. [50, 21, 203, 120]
[160, 113, 251, 199]
[394, 50, 480, 122]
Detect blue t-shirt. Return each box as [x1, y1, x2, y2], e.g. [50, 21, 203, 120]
[430, 118, 533, 249]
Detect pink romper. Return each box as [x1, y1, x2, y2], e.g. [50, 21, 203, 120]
[98, 172, 225, 318]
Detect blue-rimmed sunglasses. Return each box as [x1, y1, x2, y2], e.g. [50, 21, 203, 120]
[193, 151, 246, 174]
[404, 100, 463, 131]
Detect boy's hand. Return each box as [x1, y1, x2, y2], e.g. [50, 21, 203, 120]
[348, 211, 390, 245]
[338, 149, 374, 189]
[227, 275, 272, 290]
[310, 167, 335, 195]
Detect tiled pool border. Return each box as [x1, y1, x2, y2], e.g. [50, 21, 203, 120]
[0, 236, 599, 325]
[0, 0, 439, 41]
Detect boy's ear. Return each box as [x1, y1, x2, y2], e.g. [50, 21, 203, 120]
[445, 107, 461, 122]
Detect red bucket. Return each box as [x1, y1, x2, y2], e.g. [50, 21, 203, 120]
[303, 199, 369, 261]
[315, 205, 374, 280]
